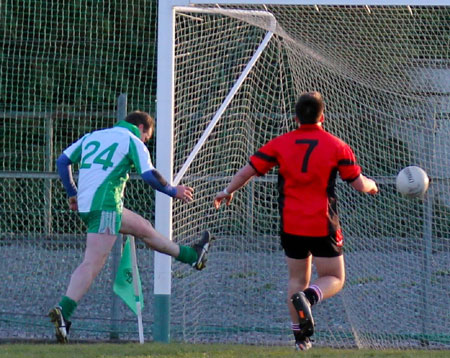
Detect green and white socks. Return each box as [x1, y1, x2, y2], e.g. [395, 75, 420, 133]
[58, 295, 78, 321]
[175, 245, 198, 266]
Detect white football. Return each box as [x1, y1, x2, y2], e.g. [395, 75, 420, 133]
[396, 166, 429, 198]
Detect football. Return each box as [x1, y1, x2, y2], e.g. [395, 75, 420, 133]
[396, 166, 429, 198]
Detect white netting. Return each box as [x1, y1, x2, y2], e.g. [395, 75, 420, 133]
[169, 5, 449, 349]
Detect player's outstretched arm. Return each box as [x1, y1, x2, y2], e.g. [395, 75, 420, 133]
[214, 164, 257, 209]
[141, 169, 193, 203]
[350, 174, 378, 195]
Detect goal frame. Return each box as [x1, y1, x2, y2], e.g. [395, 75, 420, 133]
[155, 0, 449, 343]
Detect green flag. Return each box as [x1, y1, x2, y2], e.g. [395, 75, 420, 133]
[113, 238, 144, 315]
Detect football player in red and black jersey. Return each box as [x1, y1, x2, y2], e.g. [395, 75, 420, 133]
[214, 91, 378, 350]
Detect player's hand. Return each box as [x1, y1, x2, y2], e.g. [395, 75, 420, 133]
[367, 179, 379, 195]
[175, 185, 194, 203]
[214, 191, 233, 209]
[68, 196, 78, 211]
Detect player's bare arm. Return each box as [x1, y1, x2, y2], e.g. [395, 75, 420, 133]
[214, 164, 257, 209]
[350, 175, 378, 195]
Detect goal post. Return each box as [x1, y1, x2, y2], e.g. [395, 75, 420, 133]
[155, 1, 278, 343]
[156, 0, 450, 348]
[154, 0, 176, 343]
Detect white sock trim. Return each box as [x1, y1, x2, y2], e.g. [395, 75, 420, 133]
[309, 284, 323, 303]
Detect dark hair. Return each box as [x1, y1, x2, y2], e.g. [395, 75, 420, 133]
[295, 92, 324, 124]
[125, 111, 155, 132]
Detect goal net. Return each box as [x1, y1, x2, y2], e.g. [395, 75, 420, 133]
[168, 4, 450, 349]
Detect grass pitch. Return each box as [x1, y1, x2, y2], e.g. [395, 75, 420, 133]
[0, 343, 449, 358]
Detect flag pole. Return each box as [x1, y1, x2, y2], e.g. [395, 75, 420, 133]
[129, 235, 145, 344]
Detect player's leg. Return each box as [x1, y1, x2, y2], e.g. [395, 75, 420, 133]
[290, 235, 345, 349]
[120, 207, 213, 270]
[303, 233, 345, 305]
[48, 232, 116, 343]
[286, 256, 312, 323]
[49, 210, 119, 343]
[286, 256, 314, 350]
[290, 255, 344, 350]
[120, 207, 179, 256]
[280, 232, 314, 350]
[311, 255, 345, 299]
[65, 233, 117, 301]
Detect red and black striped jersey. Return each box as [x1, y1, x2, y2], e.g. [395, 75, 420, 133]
[249, 124, 361, 237]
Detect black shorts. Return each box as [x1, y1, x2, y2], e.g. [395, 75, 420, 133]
[280, 231, 343, 259]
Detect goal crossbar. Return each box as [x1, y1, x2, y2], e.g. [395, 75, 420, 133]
[182, 1, 450, 6]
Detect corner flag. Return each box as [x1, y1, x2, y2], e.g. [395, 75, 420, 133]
[113, 237, 144, 315]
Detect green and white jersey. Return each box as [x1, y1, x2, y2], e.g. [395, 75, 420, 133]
[63, 120, 154, 213]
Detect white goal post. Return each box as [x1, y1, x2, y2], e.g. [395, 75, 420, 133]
[155, 2, 278, 342]
[156, 0, 450, 348]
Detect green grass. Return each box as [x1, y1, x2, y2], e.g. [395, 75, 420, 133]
[0, 343, 449, 358]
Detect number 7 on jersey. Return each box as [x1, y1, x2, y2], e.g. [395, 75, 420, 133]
[295, 139, 318, 173]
